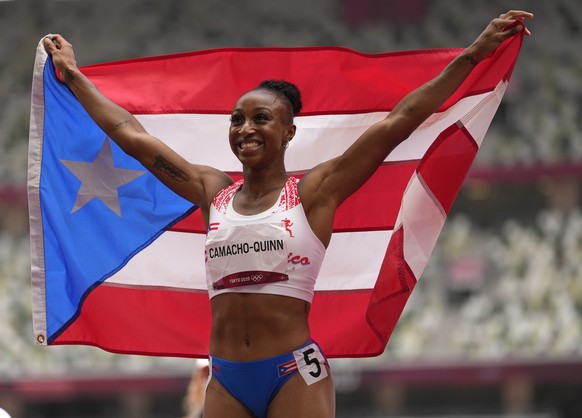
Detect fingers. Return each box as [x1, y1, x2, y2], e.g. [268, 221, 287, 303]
[41, 34, 76, 84]
[43, 36, 55, 53]
[498, 10, 534, 36]
[43, 34, 69, 54]
[43, 35, 61, 54]
[499, 10, 534, 20]
[468, 10, 533, 63]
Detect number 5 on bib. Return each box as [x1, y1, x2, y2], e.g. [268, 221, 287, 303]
[293, 343, 328, 385]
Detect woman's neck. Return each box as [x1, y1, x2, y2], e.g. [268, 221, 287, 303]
[241, 167, 288, 199]
[233, 168, 289, 214]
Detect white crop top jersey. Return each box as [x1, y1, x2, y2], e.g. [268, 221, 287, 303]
[205, 177, 326, 303]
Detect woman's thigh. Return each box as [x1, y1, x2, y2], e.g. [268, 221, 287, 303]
[266, 364, 335, 418]
[203, 377, 255, 418]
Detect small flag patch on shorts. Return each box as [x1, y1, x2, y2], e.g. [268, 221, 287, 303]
[277, 359, 298, 377]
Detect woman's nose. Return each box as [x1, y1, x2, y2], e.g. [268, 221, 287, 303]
[239, 120, 255, 136]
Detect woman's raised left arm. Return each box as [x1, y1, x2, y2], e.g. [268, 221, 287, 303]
[299, 10, 533, 246]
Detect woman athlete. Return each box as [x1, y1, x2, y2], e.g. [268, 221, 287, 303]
[44, 10, 532, 418]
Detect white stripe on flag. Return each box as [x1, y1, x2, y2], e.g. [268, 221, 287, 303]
[317, 230, 391, 291]
[105, 229, 391, 291]
[135, 90, 493, 172]
[396, 172, 447, 281]
[106, 231, 207, 289]
[460, 81, 507, 147]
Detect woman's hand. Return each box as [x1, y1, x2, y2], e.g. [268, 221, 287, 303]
[465, 10, 533, 65]
[43, 34, 78, 84]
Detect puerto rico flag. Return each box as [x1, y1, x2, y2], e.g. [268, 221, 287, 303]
[28, 32, 523, 358]
[277, 359, 299, 378]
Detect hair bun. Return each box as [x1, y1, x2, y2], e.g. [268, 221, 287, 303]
[256, 80, 302, 116]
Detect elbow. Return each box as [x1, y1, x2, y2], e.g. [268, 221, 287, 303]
[105, 119, 147, 156]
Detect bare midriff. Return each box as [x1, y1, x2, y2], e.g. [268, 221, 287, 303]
[209, 292, 311, 361]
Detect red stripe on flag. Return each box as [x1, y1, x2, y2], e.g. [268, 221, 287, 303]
[170, 208, 205, 234]
[417, 124, 478, 215]
[56, 282, 384, 358]
[334, 161, 417, 232]
[310, 290, 384, 358]
[170, 161, 418, 234]
[80, 46, 513, 116]
[367, 226, 417, 347]
[54, 284, 212, 357]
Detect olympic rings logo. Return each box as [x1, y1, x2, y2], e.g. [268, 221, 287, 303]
[250, 274, 263, 282]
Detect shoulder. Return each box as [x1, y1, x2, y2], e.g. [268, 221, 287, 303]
[297, 159, 340, 209]
[211, 178, 243, 213]
[296, 166, 339, 248]
[185, 164, 234, 210]
[195, 165, 234, 194]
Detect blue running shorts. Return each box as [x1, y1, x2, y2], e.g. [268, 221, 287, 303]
[209, 340, 328, 418]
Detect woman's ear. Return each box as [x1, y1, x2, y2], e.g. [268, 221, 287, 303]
[285, 124, 296, 141]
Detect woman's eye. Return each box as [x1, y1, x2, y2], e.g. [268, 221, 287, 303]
[255, 113, 269, 122]
[229, 115, 243, 124]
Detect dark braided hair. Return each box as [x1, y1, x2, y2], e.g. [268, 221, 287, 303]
[254, 80, 302, 122]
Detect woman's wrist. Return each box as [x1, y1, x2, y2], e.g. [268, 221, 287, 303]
[62, 65, 78, 86]
[463, 53, 479, 67]
[55, 63, 80, 86]
[460, 45, 482, 67]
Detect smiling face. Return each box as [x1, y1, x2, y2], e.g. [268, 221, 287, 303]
[229, 89, 295, 169]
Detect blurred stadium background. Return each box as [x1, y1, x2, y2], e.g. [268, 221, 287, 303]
[1, 0, 581, 417]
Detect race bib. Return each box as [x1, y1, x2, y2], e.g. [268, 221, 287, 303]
[293, 342, 329, 385]
[206, 223, 289, 290]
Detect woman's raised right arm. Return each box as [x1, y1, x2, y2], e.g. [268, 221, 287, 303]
[43, 35, 232, 219]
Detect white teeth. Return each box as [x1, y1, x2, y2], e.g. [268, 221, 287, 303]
[240, 141, 260, 150]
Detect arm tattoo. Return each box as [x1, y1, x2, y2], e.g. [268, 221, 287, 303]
[114, 119, 145, 133]
[64, 67, 76, 85]
[465, 54, 479, 66]
[153, 155, 190, 182]
[114, 119, 131, 131]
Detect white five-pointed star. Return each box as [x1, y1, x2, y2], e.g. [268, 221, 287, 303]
[61, 138, 145, 217]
